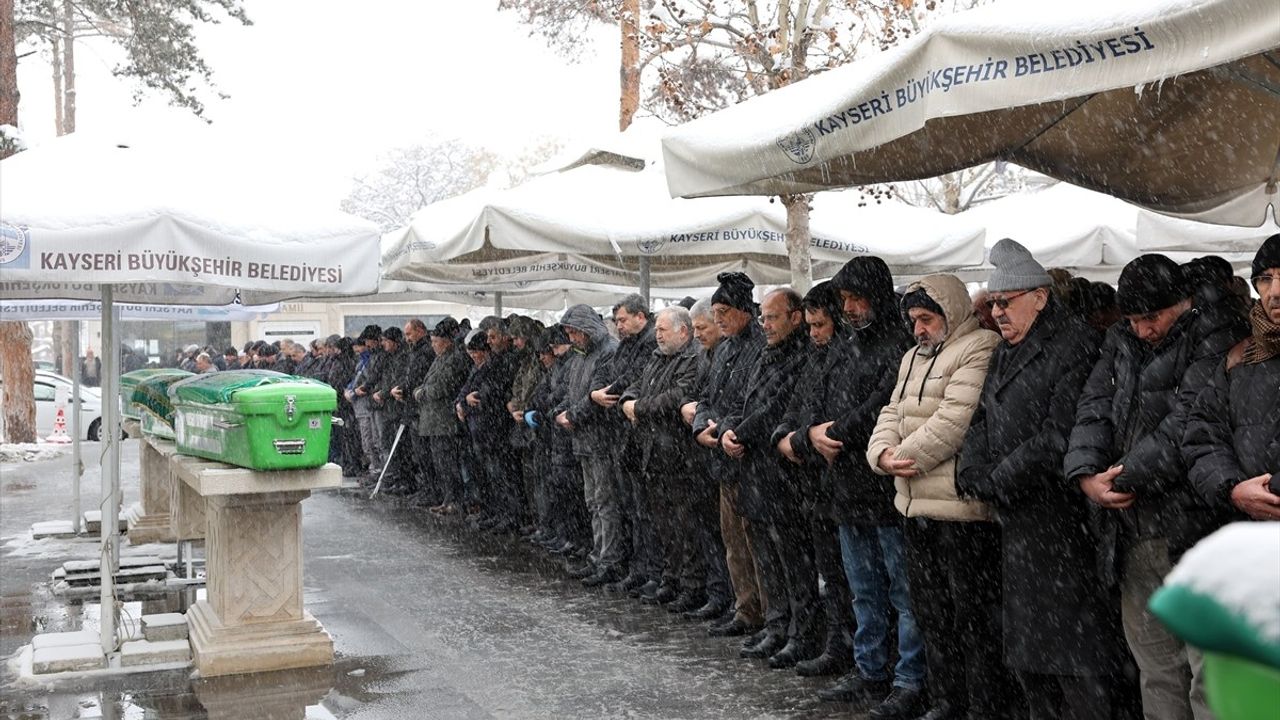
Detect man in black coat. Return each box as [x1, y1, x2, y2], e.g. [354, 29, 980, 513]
[800, 259, 925, 718]
[1183, 235, 1280, 526]
[596, 295, 661, 597]
[957, 240, 1111, 720]
[769, 282, 857, 678]
[1065, 254, 1247, 720]
[390, 319, 436, 502]
[622, 306, 703, 610]
[691, 273, 768, 637]
[527, 325, 591, 557]
[371, 326, 411, 494]
[721, 288, 815, 663]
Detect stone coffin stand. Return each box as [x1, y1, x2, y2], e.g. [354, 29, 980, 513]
[172, 457, 340, 678]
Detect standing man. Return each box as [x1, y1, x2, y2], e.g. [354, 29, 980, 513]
[691, 273, 768, 638]
[554, 305, 622, 586]
[679, 299, 735, 622]
[621, 306, 703, 610]
[956, 240, 1112, 719]
[392, 319, 435, 501]
[347, 325, 384, 485]
[719, 287, 817, 667]
[865, 273, 1007, 720]
[1066, 253, 1246, 720]
[1183, 235, 1280, 526]
[801, 259, 924, 719]
[371, 327, 409, 494]
[416, 318, 471, 515]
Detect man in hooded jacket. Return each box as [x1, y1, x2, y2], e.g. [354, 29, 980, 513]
[554, 304, 622, 585]
[800, 260, 926, 719]
[865, 273, 1007, 720]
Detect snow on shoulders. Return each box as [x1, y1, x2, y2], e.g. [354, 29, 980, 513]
[1165, 523, 1280, 643]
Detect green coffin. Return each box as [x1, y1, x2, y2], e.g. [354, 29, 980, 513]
[120, 368, 188, 421]
[170, 370, 337, 471]
[130, 370, 194, 439]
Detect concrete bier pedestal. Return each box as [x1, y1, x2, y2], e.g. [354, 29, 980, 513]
[171, 456, 340, 677]
[127, 436, 180, 544]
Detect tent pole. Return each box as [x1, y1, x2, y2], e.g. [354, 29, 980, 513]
[638, 257, 651, 304]
[71, 321, 82, 534]
[99, 286, 118, 657]
[494, 291, 503, 317]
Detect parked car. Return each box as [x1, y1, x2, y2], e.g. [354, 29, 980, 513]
[0, 371, 106, 441]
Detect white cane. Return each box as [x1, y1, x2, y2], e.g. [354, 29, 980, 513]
[371, 423, 406, 498]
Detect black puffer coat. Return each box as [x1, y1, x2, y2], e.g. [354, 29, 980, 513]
[1064, 300, 1248, 580]
[693, 322, 765, 485]
[722, 327, 810, 522]
[957, 299, 1110, 674]
[1183, 343, 1280, 526]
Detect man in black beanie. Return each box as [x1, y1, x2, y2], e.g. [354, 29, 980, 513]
[691, 271, 769, 638]
[1066, 253, 1247, 720]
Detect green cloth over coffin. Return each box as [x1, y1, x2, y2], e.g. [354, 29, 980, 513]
[120, 368, 188, 420]
[170, 370, 337, 470]
[130, 370, 193, 439]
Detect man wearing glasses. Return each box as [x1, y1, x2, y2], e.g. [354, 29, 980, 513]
[1184, 234, 1280, 526]
[956, 239, 1112, 720]
[1066, 252, 1249, 720]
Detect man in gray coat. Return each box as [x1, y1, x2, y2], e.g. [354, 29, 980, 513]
[414, 318, 471, 514]
[554, 304, 622, 586]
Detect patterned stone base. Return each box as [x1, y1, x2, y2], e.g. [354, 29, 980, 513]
[127, 503, 176, 545]
[187, 601, 332, 677]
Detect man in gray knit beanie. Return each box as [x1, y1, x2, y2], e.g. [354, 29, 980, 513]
[985, 238, 1052, 345]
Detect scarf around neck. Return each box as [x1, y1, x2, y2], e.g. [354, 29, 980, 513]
[1243, 301, 1280, 365]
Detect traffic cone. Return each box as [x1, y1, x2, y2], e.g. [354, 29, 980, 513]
[46, 407, 72, 444]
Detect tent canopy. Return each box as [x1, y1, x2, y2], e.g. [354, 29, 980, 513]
[383, 156, 986, 289]
[0, 133, 381, 304]
[660, 0, 1280, 226]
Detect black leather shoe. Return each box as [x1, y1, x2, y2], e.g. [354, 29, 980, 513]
[607, 573, 647, 593]
[707, 617, 757, 637]
[795, 649, 854, 677]
[642, 585, 678, 605]
[740, 631, 786, 659]
[630, 579, 659, 599]
[817, 673, 890, 703]
[566, 562, 597, 580]
[668, 592, 706, 614]
[683, 600, 730, 621]
[913, 702, 963, 720]
[581, 566, 622, 587]
[869, 686, 927, 720]
[768, 641, 818, 669]
[742, 628, 770, 649]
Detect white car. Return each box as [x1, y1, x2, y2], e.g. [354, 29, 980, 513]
[0, 370, 106, 441]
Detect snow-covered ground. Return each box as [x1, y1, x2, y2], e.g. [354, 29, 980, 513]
[0, 443, 71, 463]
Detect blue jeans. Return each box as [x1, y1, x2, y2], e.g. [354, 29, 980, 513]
[838, 523, 926, 690]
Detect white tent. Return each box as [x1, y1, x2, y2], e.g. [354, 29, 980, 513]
[660, 0, 1280, 226]
[0, 132, 381, 657]
[383, 158, 987, 289]
[956, 183, 1277, 282]
[0, 300, 279, 322]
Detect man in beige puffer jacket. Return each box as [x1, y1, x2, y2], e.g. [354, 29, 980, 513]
[865, 273, 1017, 720]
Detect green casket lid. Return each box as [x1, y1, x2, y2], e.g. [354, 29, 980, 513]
[169, 369, 334, 407]
[129, 370, 194, 425]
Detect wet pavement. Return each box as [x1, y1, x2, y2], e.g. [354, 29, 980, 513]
[1, 444, 865, 719]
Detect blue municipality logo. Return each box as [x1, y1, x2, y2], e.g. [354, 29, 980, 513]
[0, 223, 31, 269]
[776, 128, 817, 165]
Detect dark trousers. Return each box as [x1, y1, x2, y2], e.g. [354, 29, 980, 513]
[409, 430, 433, 498]
[481, 439, 522, 522]
[696, 471, 732, 606]
[627, 457, 661, 580]
[812, 511, 855, 657]
[905, 517, 1017, 716]
[746, 500, 821, 651]
[651, 464, 702, 592]
[429, 434, 465, 505]
[1017, 671, 1112, 720]
[547, 439, 588, 547]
